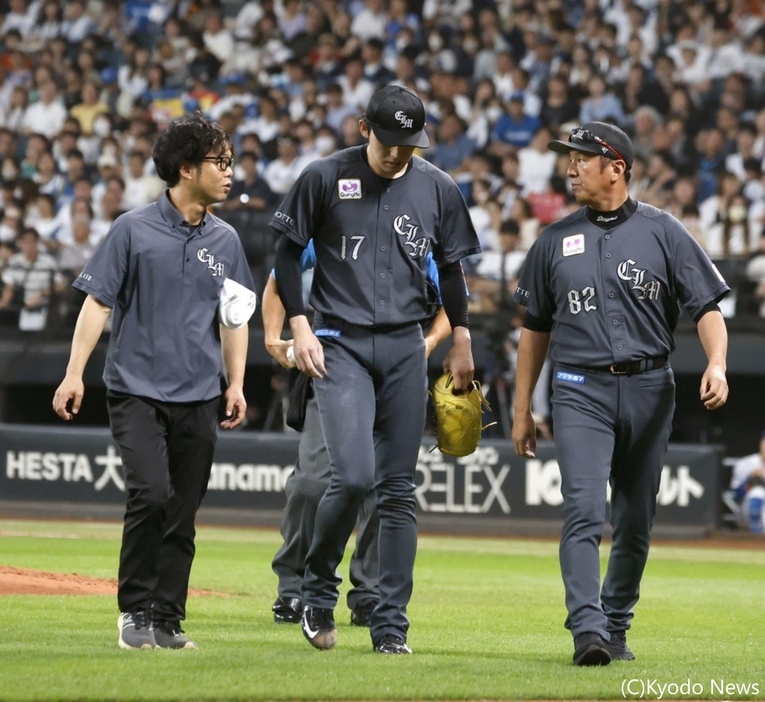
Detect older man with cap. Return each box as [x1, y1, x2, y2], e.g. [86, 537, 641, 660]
[510, 121, 730, 665]
[270, 85, 481, 654]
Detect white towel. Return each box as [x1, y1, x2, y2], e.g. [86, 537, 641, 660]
[218, 277, 257, 329]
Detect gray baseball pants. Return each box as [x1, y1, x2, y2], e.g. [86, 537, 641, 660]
[302, 316, 427, 645]
[551, 363, 675, 640]
[272, 391, 379, 610]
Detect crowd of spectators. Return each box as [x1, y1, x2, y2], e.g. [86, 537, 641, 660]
[0, 0, 764, 338]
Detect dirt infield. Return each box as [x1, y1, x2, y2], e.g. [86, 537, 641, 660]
[0, 566, 221, 596]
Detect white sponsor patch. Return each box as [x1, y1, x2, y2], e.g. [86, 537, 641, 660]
[562, 234, 585, 257]
[338, 179, 362, 199]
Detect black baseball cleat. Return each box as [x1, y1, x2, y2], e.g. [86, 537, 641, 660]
[374, 634, 412, 654]
[606, 631, 635, 661]
[272, 596, 302, 624]
[573, 632, 611, 666]
[301, 606, 337, 650]
[350, 598, 378, 627]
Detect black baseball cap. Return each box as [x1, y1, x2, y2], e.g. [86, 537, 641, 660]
[364, 85, 429, 148]
[548, 121, 634, 170]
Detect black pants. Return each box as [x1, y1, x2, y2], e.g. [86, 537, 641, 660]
[107, 392, 219, 624]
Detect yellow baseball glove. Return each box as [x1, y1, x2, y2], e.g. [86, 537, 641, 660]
[430, 371, 493, 457]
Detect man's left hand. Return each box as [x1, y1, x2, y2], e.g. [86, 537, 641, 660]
[221, 386, 247, 429]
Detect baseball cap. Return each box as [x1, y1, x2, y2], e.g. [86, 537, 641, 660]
[548, 121, 634, 170]
[364, 85, 429, 148]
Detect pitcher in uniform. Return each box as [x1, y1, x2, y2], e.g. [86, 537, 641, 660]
[511, 122, 729, 666]
[270, 86, 481, 654]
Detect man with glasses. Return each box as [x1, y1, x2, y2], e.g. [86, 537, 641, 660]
[53, 112, 254, 651]
[511, 121, 730, 666]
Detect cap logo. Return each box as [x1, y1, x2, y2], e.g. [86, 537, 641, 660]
[395, 110, 414, 129]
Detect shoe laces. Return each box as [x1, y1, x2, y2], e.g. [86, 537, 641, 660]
[311, 607, 334, 628]
[610, 631, 627, 646]
[158, 621, 184, 637]
[132, 610, 152, 631]
[382, 634, 405, 646]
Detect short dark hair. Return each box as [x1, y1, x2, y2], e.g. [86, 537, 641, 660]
[500, 219, 520, 236]
[152, 111, 232, 187]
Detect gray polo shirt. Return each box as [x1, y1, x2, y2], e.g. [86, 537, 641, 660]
[73, 192, 254, 402]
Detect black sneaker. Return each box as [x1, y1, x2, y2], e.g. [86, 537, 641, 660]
[272, 596, 302, 624]
[301, 606, 337, 650]
[374, 634, 412, 654]
[606, 631, 635, 661]
[117, 610, 156, 650]
[573, 632, 611, 666]
[350, 598, 378, 627]
[154, 621, 198, 649]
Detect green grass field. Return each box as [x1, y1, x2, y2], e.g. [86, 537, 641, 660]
[0, 519, 763, 701]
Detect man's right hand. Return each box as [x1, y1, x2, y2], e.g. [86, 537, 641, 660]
[265, 337, 296, 369]
[511, 408, 537, 458]
[289, 316, 325, 378]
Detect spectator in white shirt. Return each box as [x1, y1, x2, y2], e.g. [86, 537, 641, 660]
[0, 0, 35, 37]
[742, 31, 765, 86]
[241, 94, 281, 151]
[203, 8, 235, 64]
[705, 24, 745, 82]
[26, 0, 63, 52]
[123, 151, 163, 211]
[337, 54, 376, 112]
[517, 126, 557, 195]
[263, 135, 308, 196]
[20, 79, 67, 139]
[61, 0, 96, 44]
[0, 226, 65, 331]
[2, 85, 28, 133]
[350, 0, 388, 42]
[57, 211, 97, 278]
[25, 193, 61, 248]
[277, 0, 308, 43]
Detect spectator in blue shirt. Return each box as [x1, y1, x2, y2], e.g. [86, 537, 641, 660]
[578, 74, 626, 126]
[490, 94, 542, 156]
[429, 113, 476, 173]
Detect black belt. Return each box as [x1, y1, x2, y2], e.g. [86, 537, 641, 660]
[314, 313, 418, 333]
[588, 356, 669, 376]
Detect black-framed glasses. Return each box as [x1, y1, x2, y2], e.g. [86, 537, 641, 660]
[201, 155, 235, 171]
[569, 128, 626, 164]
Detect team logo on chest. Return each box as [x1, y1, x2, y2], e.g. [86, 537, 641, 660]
[197, 247, 224, 277]
[617, 259, 661, 300]
[338, 179, 362, 199]
[394, 213, 429, 258]
[562, 234, 585, 256]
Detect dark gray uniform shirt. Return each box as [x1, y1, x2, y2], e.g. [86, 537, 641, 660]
[514, 201, 730, 367]
[73, 191, 254, 402]
[269, 145, 480, 326]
